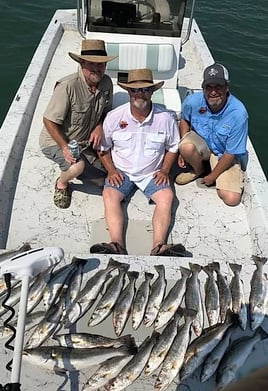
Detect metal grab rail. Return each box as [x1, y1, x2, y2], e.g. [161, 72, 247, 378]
[182, 0, 196, 45]
[77, 0, 87, 38]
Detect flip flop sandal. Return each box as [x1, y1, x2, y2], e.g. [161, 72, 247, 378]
[150, 243, 188, 257]
[90, 242, 128, 255]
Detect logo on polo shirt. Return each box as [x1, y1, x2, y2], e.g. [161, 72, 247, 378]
[198, 106, 207, 114]
[119, 121, 128, 129]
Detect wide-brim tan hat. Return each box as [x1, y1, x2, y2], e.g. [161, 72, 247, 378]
[69, 39, 117, 63]
[118, 69, 164, 92]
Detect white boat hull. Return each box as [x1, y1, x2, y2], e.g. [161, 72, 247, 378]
[1, 7, 268, 390]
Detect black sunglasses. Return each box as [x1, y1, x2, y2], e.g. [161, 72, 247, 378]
[129, 87, 152, 93]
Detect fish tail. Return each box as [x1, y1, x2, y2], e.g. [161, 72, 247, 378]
[71, 256, 87, 265]
[118, 334, 137, 353]
[252, 255, 267, 267]
[256, 326, 268, 339]
[180, 266, 191, 277]
[20, 242, 32, 251]
[145, 272, 154, 280]
[118, 262, 131, 272]
[150, 330, 160, 344]
[154, 264, 165, 275]
[225, 308, 239, 325]
[107, 258, 126, 270]
[211, 261, 220, 272]
[127, 271, 139, 280]
[202, 264, 214, 275]
[183, 308, 197, 320]
[189, 262, 202, 273]
[229, 263, 242, 274]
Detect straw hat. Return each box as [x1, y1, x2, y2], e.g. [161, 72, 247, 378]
[118, 69, 164, 91]
[69, 39, 117, 63]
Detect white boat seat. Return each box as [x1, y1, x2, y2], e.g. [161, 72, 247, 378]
[105, 42, 181, 116]
[106, 42, 174, 72]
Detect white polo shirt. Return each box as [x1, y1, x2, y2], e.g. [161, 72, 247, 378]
[100, 103, 180, 187]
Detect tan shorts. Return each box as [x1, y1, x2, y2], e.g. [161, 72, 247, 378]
[179, 131, 244, 193]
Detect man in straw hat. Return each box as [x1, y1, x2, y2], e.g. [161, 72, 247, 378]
[40, 39, 117, 208]
[90, 68, 188, 256]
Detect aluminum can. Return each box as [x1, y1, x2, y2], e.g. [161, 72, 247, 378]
[68, 140, 80, 160]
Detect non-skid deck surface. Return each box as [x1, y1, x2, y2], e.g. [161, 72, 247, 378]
[6, 29, 251, 262]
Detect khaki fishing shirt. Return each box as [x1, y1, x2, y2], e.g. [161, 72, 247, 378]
[39, 68, 113, 155]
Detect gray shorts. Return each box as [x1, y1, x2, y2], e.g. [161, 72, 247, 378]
[41, 145, 106, 178]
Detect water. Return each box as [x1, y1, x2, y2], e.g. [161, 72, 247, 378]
[0, 0, 267, 177]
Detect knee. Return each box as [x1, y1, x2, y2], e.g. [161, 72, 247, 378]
[153, 188, 174, 206]
[217, 189, 241, 206]
[103, 187, 122, 203]
[179, 143, 197, 157]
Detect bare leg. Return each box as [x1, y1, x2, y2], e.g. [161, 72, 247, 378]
[57, 160, 85, 189]
[217, 189, 241, 206]
[179, 143, 204, 175]
[103, 187, 125, 247]
[150, 188, 174, 248]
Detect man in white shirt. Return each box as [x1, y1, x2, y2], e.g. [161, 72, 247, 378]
[90, 68, 187, 256]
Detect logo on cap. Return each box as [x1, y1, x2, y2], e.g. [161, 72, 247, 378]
[208, 68, 218, 77]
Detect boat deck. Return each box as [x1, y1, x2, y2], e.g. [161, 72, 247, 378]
[1, 9, 268, 391]
[3, 13, 255, 263]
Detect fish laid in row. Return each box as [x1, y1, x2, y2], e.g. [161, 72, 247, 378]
[154, 309, 196, 391]
[23, 344, 137, 372]
[249, 256, 268, 330]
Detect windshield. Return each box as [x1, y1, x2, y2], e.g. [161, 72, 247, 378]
[87, 0, 187, 37]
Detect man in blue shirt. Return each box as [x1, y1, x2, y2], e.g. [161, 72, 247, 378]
[175, 63, 248, 206]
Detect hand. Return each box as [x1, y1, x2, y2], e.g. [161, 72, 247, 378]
[61, 146, 77, 164]
[89, 125, 102, 149]
[153, 170, 170, 185]
[106, 170, 124, 187]
[178, 154, 187, 168]
[201, 173, 216, 187]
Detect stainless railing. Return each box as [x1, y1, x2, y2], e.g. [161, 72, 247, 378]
[182, 0, 196, 45]
[77, 0, 87, 38]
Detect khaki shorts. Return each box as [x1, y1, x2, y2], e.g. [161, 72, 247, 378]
[179, 131, 244, 193]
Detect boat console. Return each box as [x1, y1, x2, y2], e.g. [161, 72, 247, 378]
[86, 0, 187, 116]
[87, 0, 187, 37]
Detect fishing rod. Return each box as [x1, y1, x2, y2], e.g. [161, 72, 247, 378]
[0, 246, 64, 391]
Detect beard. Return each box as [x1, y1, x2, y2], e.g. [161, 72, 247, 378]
[133, 98, 149, 111]
[207, 96, 224, 111]
[88, 73, 102, 84]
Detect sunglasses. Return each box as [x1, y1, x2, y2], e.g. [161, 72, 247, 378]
[129, 87, 152, 93]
